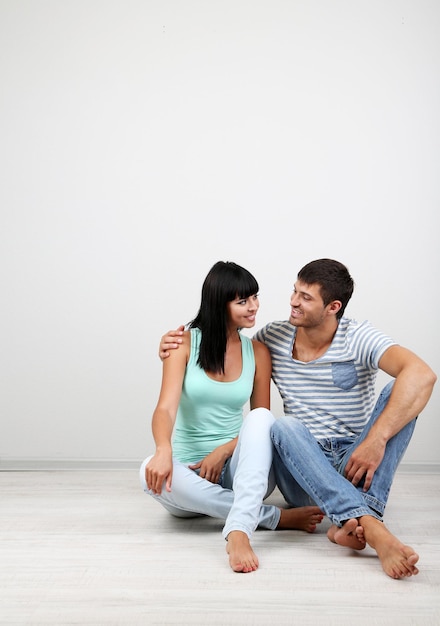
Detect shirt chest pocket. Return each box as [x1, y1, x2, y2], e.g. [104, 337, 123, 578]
[332, 361, 358, 390]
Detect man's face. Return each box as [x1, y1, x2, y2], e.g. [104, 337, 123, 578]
[289, 280, 328, 328]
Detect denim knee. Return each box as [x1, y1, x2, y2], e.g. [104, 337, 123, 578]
[271, 416, 306, 446]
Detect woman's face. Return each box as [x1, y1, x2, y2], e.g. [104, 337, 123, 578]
[226, 294, 259, 330]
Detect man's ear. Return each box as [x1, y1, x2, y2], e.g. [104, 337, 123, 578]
[327, 300, 342, 317]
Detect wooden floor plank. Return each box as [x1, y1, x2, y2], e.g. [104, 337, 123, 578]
[0, 470, 439, 625]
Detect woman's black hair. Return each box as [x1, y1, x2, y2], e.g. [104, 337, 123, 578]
[188, 261, 259, 373]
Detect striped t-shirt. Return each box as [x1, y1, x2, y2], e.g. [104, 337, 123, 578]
[253, 318, 396, 440]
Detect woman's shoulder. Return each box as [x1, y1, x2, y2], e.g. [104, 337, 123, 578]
[179, 329, 194, 351]
[251, 338, 271, 359]
[181, 329, 192, 341]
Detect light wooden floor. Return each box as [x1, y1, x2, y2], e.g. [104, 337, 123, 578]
[1, 469, 439, 626]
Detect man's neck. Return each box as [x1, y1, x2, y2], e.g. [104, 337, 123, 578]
[293, 320, 338, 362]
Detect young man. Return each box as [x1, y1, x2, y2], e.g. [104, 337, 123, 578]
[159, 258, 436, 579]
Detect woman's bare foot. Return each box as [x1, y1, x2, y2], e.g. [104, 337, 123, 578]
[327, 519, 366, 550]
[361, 516, 420, 579]
[226, 530, 259, 573]
[277, 506, 324, 533]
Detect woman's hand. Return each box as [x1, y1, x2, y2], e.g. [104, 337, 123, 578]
[189, 442, 235, 484]
[145, 450, 173, 495]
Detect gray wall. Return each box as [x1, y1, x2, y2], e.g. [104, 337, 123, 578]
[1, 1, 439, 468]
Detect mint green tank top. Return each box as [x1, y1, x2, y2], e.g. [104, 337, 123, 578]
[172, 328, 256, 464]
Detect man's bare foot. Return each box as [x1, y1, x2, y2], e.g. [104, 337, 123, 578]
[226, 530, 259, 573]
[327, 519, 366, 550]
[361, 516, 420, 579]
[277, 506, 324, 533]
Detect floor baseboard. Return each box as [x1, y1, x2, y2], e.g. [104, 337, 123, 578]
[0, 458, 142, 471]
[1, 458, 439, 473]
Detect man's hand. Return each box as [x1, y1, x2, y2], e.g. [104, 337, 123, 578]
[344, 434, 386, 492]
[159, 325, 185, 360]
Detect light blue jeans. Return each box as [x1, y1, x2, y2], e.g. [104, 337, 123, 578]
[271, 382, 417, 527]
[139, 407, 280, 539]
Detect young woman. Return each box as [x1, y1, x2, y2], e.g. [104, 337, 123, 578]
[140, 261, 322, 573]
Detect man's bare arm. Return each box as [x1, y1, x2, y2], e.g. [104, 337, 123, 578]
[345, 345, 436, 490]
